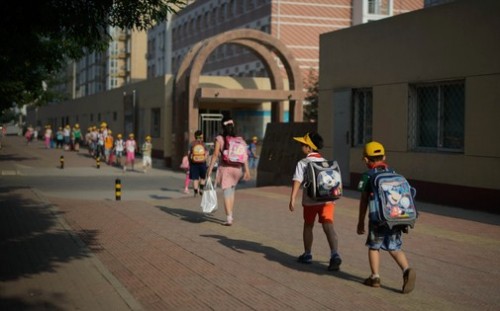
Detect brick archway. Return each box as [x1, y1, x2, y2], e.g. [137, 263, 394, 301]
[173, 29, 304, 167]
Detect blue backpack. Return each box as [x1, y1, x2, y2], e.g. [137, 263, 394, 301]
[368, 169, 418, 230]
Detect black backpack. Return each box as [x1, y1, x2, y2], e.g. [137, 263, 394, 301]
[304, 160, 343, 202]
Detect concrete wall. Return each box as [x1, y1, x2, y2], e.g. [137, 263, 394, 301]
[318, 0, 500, 211]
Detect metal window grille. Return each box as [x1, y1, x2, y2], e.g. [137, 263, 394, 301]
[352, 88, 373, 146]
[151, 108, 161, 138]
[199, 113, 224, 148]
[409, 81, 465, 152]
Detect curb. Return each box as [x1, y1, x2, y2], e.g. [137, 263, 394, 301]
[31, 188, 145, 311]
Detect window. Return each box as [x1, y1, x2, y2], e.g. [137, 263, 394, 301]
[368, 0, 390, 15]
[409, 81, 465, 152]
[352, 88, 373, 146]
[151, 108, 161, 138]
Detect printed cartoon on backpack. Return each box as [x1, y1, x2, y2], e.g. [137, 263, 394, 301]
[369, 170, 417, 230]
[305, 160, 343, 202]
[222, 136, 248, 164]
[191, 141, 206, 163]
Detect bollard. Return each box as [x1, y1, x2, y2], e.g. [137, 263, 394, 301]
[115, 179, 121, 201]
[60, 155, 64, 169]
[96, 156, 100, 169]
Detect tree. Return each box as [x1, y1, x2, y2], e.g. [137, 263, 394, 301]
[0, 0, 186, 113]
[304, 68, 319, 122]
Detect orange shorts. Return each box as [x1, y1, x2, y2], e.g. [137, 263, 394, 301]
[303, 202, 335, 224]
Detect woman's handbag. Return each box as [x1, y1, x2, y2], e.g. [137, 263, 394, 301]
[200, 177, 218, 214]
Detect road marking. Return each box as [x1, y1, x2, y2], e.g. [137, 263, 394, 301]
[1, 170, 18, 175]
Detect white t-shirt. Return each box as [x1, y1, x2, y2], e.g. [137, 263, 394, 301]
[292, 152, 329, 206]
[115, 139, 124, 152]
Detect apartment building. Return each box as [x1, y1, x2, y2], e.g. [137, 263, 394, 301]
[72, 28, 147, 99]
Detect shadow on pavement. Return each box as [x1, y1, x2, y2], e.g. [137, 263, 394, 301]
[0, 294, 64, 311]
[0, 187, 96, 308]
[0, 154, 39, 162]
[202, 234, 366, 283]
[154, 205, 225, 225]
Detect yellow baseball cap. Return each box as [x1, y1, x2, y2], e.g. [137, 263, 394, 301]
[364, 141, 385, 157]
[293, 133, 318, 150]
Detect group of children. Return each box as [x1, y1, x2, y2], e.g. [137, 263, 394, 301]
[289, 132, 416, 294]
[40, 124, 83, 151]
[83, 123, 153, 173]
[39, 121, 153, 173]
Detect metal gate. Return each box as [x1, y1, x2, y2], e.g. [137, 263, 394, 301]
[199, 113, 223, 147]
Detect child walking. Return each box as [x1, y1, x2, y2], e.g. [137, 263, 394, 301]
[142, 136, 153, 173]
[124, 133, 137, 172]
[206, 116, 251, 226]
[180, 153, 190, 194]
[288, 132, 342, 271]
[357, 141, 416, 293]
[114, 134, 125, 167]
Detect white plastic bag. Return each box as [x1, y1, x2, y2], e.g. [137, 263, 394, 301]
[200, 177, 218, 214]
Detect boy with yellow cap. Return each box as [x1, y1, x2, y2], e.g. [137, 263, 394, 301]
[289, 131, 342, 271]
[142, 136, 153, 173]
[357, 141, 416, 293]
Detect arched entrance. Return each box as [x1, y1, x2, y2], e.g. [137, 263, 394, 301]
[173, 29, 304, 167]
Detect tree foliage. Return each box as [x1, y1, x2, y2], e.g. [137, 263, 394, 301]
[0, 0, 185, 113]
[304, 68, 319, 122]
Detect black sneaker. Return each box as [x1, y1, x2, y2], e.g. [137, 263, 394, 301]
[297, 253, 312, 264]
[328, 255, 342, 271]
[364, 276, 381, 288]
[402, 268, 416, 294]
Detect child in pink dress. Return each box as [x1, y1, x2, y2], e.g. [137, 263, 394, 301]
[206, 116, 250, 226]
[124, 133, 137, 172]
[180, 154, 190, 194]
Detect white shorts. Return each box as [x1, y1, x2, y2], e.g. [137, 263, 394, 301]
[143, 155, 152, 166]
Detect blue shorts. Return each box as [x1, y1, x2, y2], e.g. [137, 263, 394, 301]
[189, 163, 207, 180]
[366, 223, 403, 251]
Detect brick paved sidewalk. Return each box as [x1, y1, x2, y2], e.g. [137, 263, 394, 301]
[2, 135, 500, 310]
[0, 187, 142, 310]
[47, 188, 500, 311]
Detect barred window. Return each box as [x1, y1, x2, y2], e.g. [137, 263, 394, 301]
[409, 81, 465, 152]
[151, 108, 161, 138]
[352, 88, 373, 146]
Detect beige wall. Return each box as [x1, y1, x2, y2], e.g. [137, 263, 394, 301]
[319, 0, 500, 196]
[130, 30, 148, 82]
[29, 75, 289, 163]
[465, 75, 500, 158]
[29, 75, 173, 156]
